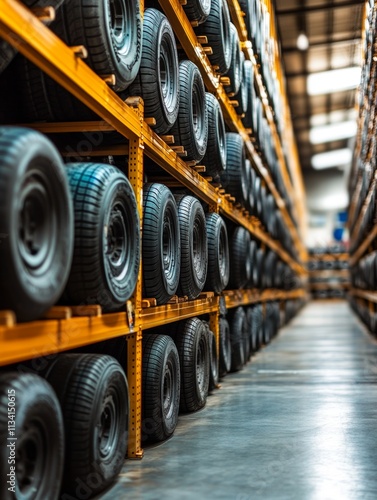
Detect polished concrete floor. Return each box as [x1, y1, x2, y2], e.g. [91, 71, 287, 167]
[101, 301, 377, 500]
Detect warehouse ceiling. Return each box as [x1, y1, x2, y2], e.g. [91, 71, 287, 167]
[274, 0, 364, 173]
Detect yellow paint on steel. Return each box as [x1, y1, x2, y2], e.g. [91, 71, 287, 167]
[126, 331, 144, 459]
[0, 0, 305, 273]
[158, 0, 218, 92]
[0, 312, 133, 366]
[209, 310, 220, 364]
[227, 0, 307, 258]
[139, 295, 219, 330]
[126, 100, 145, 459]
[159, 0, 305, 261]
[223, 289, 306, 309]
[0, 0, 141, 139]
[349, 288, 377, 304]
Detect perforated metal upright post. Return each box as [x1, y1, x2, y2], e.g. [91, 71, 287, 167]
[126, 97, 144, 459]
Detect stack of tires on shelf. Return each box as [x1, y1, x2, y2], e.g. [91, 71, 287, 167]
[0, 0, 304, 498]
[308, 246, 349, 300]
[348, 0, 377, 333]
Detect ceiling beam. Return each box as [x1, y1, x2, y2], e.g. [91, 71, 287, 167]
[276, 0, 365, 16]
[282, 36, 361, 53]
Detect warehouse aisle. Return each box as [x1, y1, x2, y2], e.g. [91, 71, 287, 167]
[101, 301, 377, 500]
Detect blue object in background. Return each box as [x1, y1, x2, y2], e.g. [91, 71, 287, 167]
[333, 227, 344, 241]
[337, 211, 348, 224]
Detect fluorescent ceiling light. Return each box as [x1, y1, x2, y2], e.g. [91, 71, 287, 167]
[311, 148, 352, 169]
[310, 120, 357, 144]
[310, 108, 357, 127]
[297, 33, 309, 51]
[307, 67, 361, 95]
[318, 193, 349, 211]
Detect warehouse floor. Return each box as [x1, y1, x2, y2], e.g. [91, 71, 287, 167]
[100, 301, 377, 500]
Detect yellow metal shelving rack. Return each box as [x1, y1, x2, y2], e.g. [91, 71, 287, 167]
[0, 0, 306, 458]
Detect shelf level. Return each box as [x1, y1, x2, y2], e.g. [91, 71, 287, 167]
[0, 288, 305, 365]
[223, 288, 306, 309]
[349, 288, 377, 303]
[349, 225, 377, 266]
[0, 1, 305, 276]
[227, 0, 307, 252]
[158, 0, 306, 262]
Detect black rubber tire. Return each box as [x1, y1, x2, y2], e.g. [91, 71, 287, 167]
[0, 373, 64, 500]
[229, 307, 247, 371]
[126, 9, 179, 134]
[224, 24, 242, 96]
[263, 250, 277, 289]
[266, 194, 277, 238]
[142, 334, 181, 443]
[204, 213, 230, 294]
[234, 53, 248, 116]
[170, 60, 208, 162]
[242, 60, 256, 131]
[247, 238, 257, 288]
[16, 0, 142, 121]
[173, 318, 210, 412]
[228, 226, 251, 289]
[176, 195, 208, 299]
[255, 247, 265, 289]
[63, 163, 140, 311]
[0, 0, 64, 74]
[254, 175, 263, 219]
[143, 183, 180, 304]
[219, 295, 227, 316]
[258, 305, 265, 346]
[243, 158, 252, 207]
[16, 55, 95, 122]
[275, 260, 285, 289]
[250, 241, 260, 289]
[45, 354, 128, 496]
[195, 0, 232, 75]
[260, 184, 268, 227]
[201, 92, 226, 180]
[246, 306, 258, 353]
[219, 317, 231, 376]
[0, 127, 73, 321]
[248, 165, 256, 214]
[205, 325, 219, 390]
[55, 0, 141, 92]
[220, 132, 247, 204]
[182, 0, 211, 23]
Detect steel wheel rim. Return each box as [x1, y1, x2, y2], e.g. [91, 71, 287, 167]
[218, 226, 227, 276]
[16, 421, 46, 497]
[160, 36, 177, 114]
[105, 199, 131, 282]
[192, 80, 204, 140]
[192, 215, 205, 277]
[98, 392, 119, 460]
[196, 335, 206, 391]
[163, 359, 175, 420]
[110, 0, 131, 54]
[18, 170, 56, 276]
[217, 109, 226, 167]
[162, 208, 176, 282]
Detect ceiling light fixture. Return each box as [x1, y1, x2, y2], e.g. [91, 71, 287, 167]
[307, 67, 361, 95]
[297, 32, 309, 51]
[310, 108, 357, 127]
[311, 148, 353, 170]
[310, 121, 357, 144]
